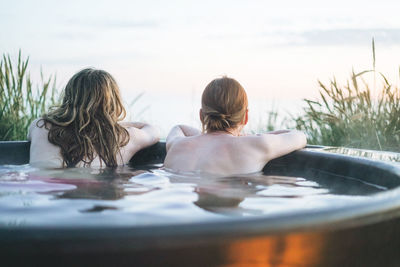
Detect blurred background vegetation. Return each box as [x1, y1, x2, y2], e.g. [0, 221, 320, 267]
[293, 41, 400, 152]
[1, 46, 400, 153]
[0, 51, 58, 141]
[293, 69, 400, 151]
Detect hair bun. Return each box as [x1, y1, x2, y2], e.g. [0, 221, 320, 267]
[201, 76, 248, 133]
[208, 111, 229, 120]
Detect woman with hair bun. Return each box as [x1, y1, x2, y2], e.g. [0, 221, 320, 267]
[164, 76, 306, 176]
[28, 68, 159, 168]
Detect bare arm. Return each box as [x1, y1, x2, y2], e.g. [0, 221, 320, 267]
[265, 129, 290, 135]
[260, 130, 307, 161]
[166, 125, 201, 152]
[125, 122, 160, 151]
[119, 121, 147, 129]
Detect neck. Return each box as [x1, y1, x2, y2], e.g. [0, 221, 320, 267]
[208, 127, 242, 137]
[227, 127, 242, 136]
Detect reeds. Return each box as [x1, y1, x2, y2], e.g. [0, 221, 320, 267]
[0, 50, 58, 141]
[294, 66, 400, 151]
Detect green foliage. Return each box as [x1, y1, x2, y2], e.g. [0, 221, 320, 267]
[0, 50, 58, 141]
[294, 39, 400, 152]
[294, 69, 400, 151]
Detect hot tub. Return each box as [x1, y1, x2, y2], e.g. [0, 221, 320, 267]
[1, 141, 400, 267]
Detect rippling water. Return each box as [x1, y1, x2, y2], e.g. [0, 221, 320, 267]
[0, 164, 385, 227]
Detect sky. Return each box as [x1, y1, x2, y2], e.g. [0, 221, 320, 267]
[1, 0, 400, 135]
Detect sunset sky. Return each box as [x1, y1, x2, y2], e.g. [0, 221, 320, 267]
[1, 0, 400, 135]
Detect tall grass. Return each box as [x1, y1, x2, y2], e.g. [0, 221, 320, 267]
[294, 42, 400, 151]
[0, 50, 58, 141]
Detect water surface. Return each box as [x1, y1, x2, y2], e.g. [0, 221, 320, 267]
[0, 164, 385, 228]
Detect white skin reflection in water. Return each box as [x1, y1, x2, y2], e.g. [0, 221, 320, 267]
[193, 174, 305, 216]
[164, 76, 307, 176]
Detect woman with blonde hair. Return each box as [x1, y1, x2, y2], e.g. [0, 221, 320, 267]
[28, 68, 159, 168]
[164, 76, 306, 175]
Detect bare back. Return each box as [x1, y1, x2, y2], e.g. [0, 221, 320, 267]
[164, 126, 307, 176]
[28, 119, 159, 168]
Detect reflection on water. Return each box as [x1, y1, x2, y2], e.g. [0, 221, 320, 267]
[0, 164, 385, 227]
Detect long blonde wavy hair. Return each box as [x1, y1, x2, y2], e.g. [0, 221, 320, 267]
[40, 68, 129, 167]
[201, 76, 248, 133]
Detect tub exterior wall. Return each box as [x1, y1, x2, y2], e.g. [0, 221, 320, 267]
[2, 217, 400, 267]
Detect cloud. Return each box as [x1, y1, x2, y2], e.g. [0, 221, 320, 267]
[203, 28, 400, 47]
[99, 20, 159, 29]
[39, 56, 102, 66]
[66, 18, 161, 30]
[49, 18, 161, 41]
[51, 31, 98, 41]
[294, 28, 400, 46]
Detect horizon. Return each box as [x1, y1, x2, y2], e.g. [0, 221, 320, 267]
[1, 0, 400, 135]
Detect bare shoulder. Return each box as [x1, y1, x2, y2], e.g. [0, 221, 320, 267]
[27, 118, 48, 140]
[165, 125, 200, 152]
[234, 134, 270, 147]
[237, 131, 307, 160]
[166, 134, 185, 148]
[168, 133, 195, 148]
[166, 134, 202, 155]
[29, 118, 42, 129]
[166, 133, 186, 151]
